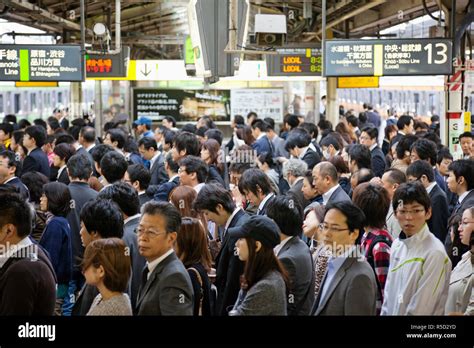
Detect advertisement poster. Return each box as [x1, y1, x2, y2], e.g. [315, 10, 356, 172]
[231, 89, 284, 122]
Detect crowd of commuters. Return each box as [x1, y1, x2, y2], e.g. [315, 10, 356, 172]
[0, 107, 473, 317]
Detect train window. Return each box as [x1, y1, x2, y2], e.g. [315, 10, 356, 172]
[14, 94, 20, 114]
[31, 94, 37, 110]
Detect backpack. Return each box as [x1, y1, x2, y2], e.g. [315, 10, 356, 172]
[365, 235, 392, 298]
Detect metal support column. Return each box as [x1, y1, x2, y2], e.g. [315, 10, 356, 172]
[94, 80, 103, 138]
[326, 77, 338, 126]
[70, 82, 82, 119]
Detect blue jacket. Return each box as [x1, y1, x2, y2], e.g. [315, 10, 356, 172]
[21, 147, 50, 178]
[39, 216, 72, 285]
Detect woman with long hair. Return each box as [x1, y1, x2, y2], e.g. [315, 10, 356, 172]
[201, 138, 225, 186]
[52, 143, 76, 184]
[175, 217, 213, 316]
[229, 215, 289, 316]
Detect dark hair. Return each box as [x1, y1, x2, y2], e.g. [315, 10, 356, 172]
[392, 181, 431, 212]
[202, 138, 223, 174]
[204, 128, 223, 146]
[240, 125, 255, 146]
[100, 152, 128, 184]
[194, 183, 236, 214]
[173, 131, 200, 157]
[361, 127, 378, 140]
[234, 115, 245, 126]
[12, 130, 24, 146]
[384, 168, 407, 185]
[395, 135, 418, 160]
[53, 143, 76, 163]
[179, 155, 209, 184]
[411, 138, 437, 166]
[55, 134, 75, 146]
[285, 128, 311, 151]
[348, 144, 372, 170]
[80, 126, 96, 143]
[320, 133, 342, 151]
[142, 201, 181, 233]
[138, 137, 157, 151]
[247, 111, 258, 120]
[43, 182, 71, 217]
[18, 119, 31, 130]
[423, 132, 442, 149]
[196, 126, 209, 138]
[257, 151, 275, 168]
[286, 115, 300, 129]
[3, 114, 17, 124]
[299, 122, 318, 140]
[324, 201, 366, 244]
[80, 199, 124, 238]
[238, 168, 274, 196]
[165, 152, 179, 173]
[91, 144, 114, 166]
[67, 154, 92, 180]
[318, 119, 333, 132]
[0, 150, 21, 176]
[98, 182, 139, 217]
[459, 131, 473, 141]
[127, 164, 151, 191]
[406, 160, 435, 183]
[358, 112, 368, 124]
[304, 170, 315, 188]
[20, 171, 49, 204]
[181, 123, 197, 134]
[448, 159, 474, 191]
[81, 238, 131, 293]
[263, 117, 275, 130]
[251, 119, 269, 133]
[266, 195, 303, 237]
[163, 116, 177, 127]
[24, 125, 47, 147]
[176, 217, 212, 271]
[169, 186, 198, 218]
[436, 147, 453, 164]
[329, 155, 349, 174]
[198, 115, 216, 129]
[346, 115, 359, 128]
[0, 123, 14, 137]
[123, 136, 140, 155]
[106, 128, 127, 149]
[397, 115, 413, 131]
[47, 117, 60, 131]
[352, 183, 390, 229]
[384, 124, 398, 141]
[163, 129, 177, 148]
[0, 192, 32, 238]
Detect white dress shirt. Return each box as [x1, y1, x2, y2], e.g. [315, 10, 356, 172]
[147, 249, 174, 280]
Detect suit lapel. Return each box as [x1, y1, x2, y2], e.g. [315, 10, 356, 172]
[314, 257, 355, 315]
[277, 236, 296, 257]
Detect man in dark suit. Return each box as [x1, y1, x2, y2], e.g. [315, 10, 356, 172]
[136, 201, 194, 315]
[407, 161, 448, 242]
[251, 119, 274, 156]
[149, 153, 180, 202]
[447, 159, 474, 219]
[72, 199, 124, 316]
[98, 183, 146, 311]
[285, 128, 321, 170]
[410, 138, 447, 193]
[283, 158, 310, 210]
[238, 168, 275, 216]
[360, 127, 386, 178]
[194, 183, 249, 316]
[365, 104, 381, 129]
[21, 125, 50, 178]
[125, 164, 152, 209]
[312, 162, 351, 206]
[311, 201, 377, 315]
[64, 154, 98, 316]
[138, 137, 168, 186]
[0, 150, 29, 201]
[78, 126, 98, 177]
[267, 196, 314, 316]
[0, 193, 56, 315]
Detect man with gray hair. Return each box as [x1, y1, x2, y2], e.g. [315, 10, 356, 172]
[283, 158, 309, 210]
[312, 162, 351, 206]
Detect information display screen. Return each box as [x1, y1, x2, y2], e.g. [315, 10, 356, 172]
[267, 48, 322, 76]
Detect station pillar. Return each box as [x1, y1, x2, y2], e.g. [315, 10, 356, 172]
[70, 82, 83, 119]
[94, 80, 103, 138]
[326, 77, 338, 126]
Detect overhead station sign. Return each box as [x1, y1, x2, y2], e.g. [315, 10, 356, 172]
[0, 44, 83, 81]
[266, 48, 322, 76]
[86, 46, 130, 78]
[324, 39, 452, 77]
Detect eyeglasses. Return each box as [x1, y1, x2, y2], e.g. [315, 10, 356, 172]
[396, 208, 425, 216]
[319, 223, 349, 233]
[136, 228, 167, 239]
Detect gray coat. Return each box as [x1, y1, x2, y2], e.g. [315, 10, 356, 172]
[311, 257, 377, 316]
[277, 236, 314, 315]
[229, 270, 287, 316]
[136, 252, 194, 316]
[326, 185, 351, 206]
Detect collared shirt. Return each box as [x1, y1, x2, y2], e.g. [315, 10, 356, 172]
[0, 237, 34, 268]
[3, 176, 17, 185]
[258, 193, 274, 213]
[426, 182, 437, 195]
[75, 144, 83, 151]
[318, 245, 356, 306]
[291, 176, 304, 188]
[149, 152, 161, 170]
[369, 143, 377, 151]
[168, 174, 179, 183]
[57, 165, 67, 181]
[256, 133, 266, 140]
[138, 191, 146, 197]
[124, 213, 141, 225]
[147, 249, 174, 279]
[224, 207, 242, 233]
[86, 144, 96, 152]
[274, 235, 292, 256]
[100, 183, 113, 192]
[322, 184, 340, 205]
[458, 189, 473, 204]
[194, 182, 205, 194]
[298, 146, 310, 159]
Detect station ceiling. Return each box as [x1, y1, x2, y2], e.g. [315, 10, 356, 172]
[0, 0, 466, 59]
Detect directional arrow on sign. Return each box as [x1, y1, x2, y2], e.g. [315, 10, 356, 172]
[141, 63, 151, 77]
[136, 60, 159, 80]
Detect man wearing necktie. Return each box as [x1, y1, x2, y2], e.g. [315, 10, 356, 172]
[238, 168, 275, 217]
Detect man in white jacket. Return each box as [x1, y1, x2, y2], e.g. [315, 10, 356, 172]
[381, 181, 451, 315]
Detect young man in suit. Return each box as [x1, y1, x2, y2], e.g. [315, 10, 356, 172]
[359, 127, 386, 178]
[251, 119, 273, 156]
[138, 137, 168, 186]
[0, 192, 56, 315]
[312, 162, 351, 206]
[125, 164, 152, 208]
[311, 201, 377, 315]
[178, 156, 209, 194]
[267, 196, 314, 316]
[238, 168, 275, 216]
[194, 183, 249, 316]
[285, 128, 321, 169]
[152, 153, 180, 202]
[21, 125, 50, 178]
[0, 150, 29, 201]
[136, 201, 194, 315]
[99, 151, 128, 189]
[410, 138, 447, 193]
[406, 160, 448, 242]
[98, 183, 146, 311]
[447, 159, 474, 219]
